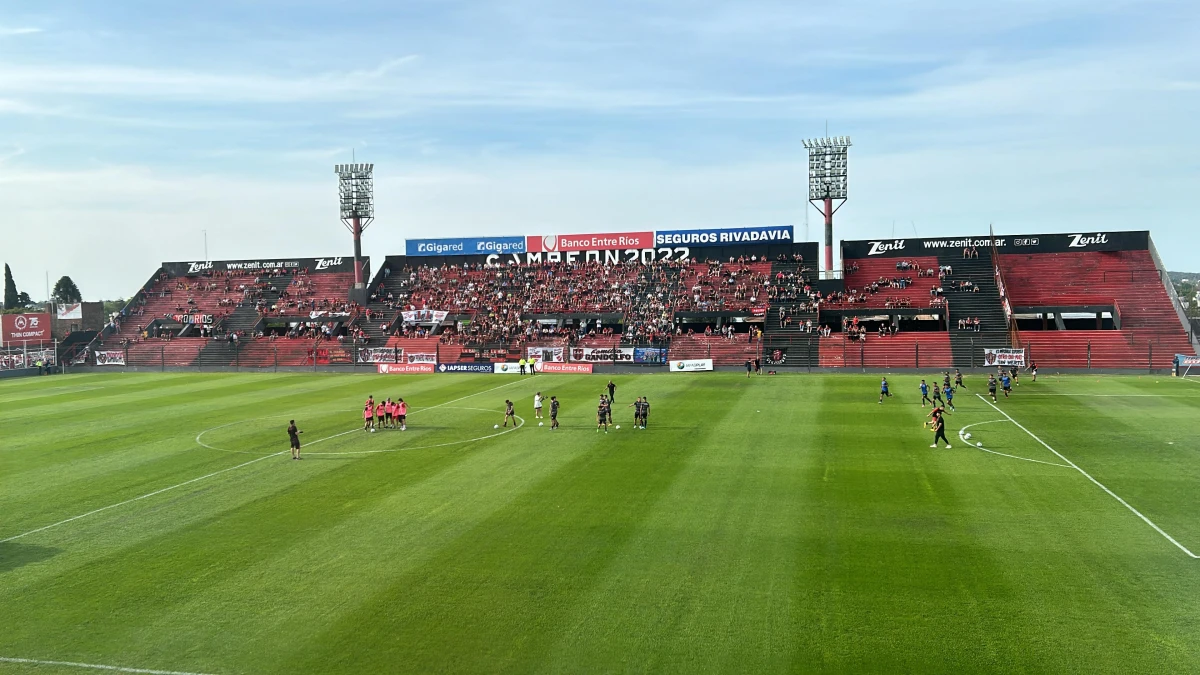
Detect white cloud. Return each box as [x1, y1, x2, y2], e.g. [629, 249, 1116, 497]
[0, 26, 41, 36]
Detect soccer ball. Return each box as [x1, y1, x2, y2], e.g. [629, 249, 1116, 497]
[977, 442, 983, 447]
[539, 422, 544, 427]
[494, 424, 499, 429]
[964, 432, 972, 440]
[615, 425, 621, 430]
[370, 428, 376, 434]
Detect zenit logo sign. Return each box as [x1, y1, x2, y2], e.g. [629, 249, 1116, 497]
[867, 240, 906, 255]
[315, 257, 343, 270]
[1068, 233, 1109, 248]
[187, 261, 214, 274]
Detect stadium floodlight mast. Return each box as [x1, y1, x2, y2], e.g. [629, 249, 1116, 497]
[335, 163, 375, 288]
[802, 135, 851, 278]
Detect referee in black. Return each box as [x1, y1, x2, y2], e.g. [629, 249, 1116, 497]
[288, 420, 303, 459]
[930, 412, 951, 449]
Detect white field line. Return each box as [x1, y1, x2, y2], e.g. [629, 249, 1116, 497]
[1017, 393, 1193, 397]
[305, 409, 525, 456]
[975, 394, 1199, 559]
[0, 655, 216, 675]
[958, 420, 1071, 468]
[3, 377, 538, 543]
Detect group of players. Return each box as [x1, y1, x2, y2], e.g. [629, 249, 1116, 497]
[499, 380, 650, 433]
[362, 395, 408, 431]
[877, 361, 1038, 449]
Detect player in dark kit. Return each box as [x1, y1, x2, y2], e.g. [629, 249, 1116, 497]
[930, 411, 951, 448]
[745, 359, 753, 378]
[879, 377, 891, 404]
[607, 380, 617, 402]
[932, 381, 944, 405]
[1001, 372, 1013, 398]
[640, 397, 649, 428]
[549, 396, 560, 430]
[596, 399, 609, 433]
[919, 380, 933, 407]
[502, 399, 516, 427]
[954, 369, 965, 389]
[1028, 360, 1038, 382]
[987, 374, 998, 402]
[287, 420, 303, 459]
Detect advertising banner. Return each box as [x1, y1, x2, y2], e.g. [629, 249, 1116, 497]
[95, 351, 127, 366]
[570, 346, 635, 363]
[172, 313, 214, 325]
[537, 362, 594, 374]
[494, 362, 533, 374]
[436, 363, 494, 373]
[406, 237, 527, 257]
[377, 363, 436, 374]
[1, 313, 52, 345]
[764, 347, 788, 366]
[56, 303, 84, 320]
[632, 346, 667, 364]
[670, 358, 714, 372]
[654, 226, 793, 248]
[983, 348, 1027, 367]
[527, 232, 654, 253]
[841, 231, 1150, 259]
[402, 310, 449, 324]
[358, 347, 403, 363]
[406, 352, 438, 364]
[1174, 354, 1200, 367]
[527, 346, 565, 363]
[162, 256, 353, 276]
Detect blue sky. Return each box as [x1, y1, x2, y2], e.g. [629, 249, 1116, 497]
[1, 0, 1198, 299]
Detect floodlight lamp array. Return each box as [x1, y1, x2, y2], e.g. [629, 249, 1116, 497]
[803, 136, 851, 200]
[335, 164, 375, 222]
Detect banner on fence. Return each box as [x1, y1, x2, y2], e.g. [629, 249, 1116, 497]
[527, 346, 565, 363]
[537, 362, 594, 374]
[95, 351, 127, 366]
[494, 362, 531, 374]
[0, 354, 25, 370]
[983, 347, 1026, 367]
[406, 352, 437, 364]
[570, 346, 635, 363]
[358, 347, 403, 363]
[669, 358, 714, 372]
[402, 310, 449, 324]
[377, 363, 436, 374]
[764, 348, 788, 366]
[56, 303, 84, 320]
[633, 346, 667, 364]
[1175, 354, 1200, 367]
[436, 363, 494, 373]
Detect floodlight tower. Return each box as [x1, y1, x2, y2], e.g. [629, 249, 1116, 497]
[335, 163, 374, 288]
[802, 136, 851, 277]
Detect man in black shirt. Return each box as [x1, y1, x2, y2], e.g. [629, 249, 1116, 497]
[549, 396, 560, 430]
[287, 420, 303, 460]
[607, 380, 617, 402]
[502, 400, 516, 427]
[640, 397, 649, 429]
[930, 412, 951, 449]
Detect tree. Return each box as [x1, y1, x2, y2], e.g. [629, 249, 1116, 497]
[3, 263, 18, 310]
[16, 292, 32, 308]
[52, 275, 83, 304]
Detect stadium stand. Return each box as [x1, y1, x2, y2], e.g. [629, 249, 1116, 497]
[998, 249, 1192, 368]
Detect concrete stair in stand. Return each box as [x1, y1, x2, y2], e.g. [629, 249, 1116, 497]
[936, 249, 1010, 367]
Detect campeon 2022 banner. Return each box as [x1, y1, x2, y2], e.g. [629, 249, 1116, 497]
[983, 348, 1026, 367]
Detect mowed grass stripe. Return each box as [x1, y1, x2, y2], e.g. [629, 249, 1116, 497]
[267, 375, 719, 673]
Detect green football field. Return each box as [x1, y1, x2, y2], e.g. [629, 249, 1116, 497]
[2, 370, 1199, 674]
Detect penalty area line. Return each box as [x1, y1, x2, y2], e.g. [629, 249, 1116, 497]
[975, 394, 1199, 559]
[0, 655, 217, 675]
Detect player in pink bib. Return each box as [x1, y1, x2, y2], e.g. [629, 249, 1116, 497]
[395, 398, 408, 431]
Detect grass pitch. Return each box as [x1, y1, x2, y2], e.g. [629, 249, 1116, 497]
[2, 371, 1199, 674]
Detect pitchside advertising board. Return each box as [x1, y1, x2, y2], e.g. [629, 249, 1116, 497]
[162, 256, 355, 276]
[377, 363, 436, 374]
[1, 313, 51, 346]
[841, 231, 1151, 259]
[406, 237, 527, 257]
[670, 358, 714, 372]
